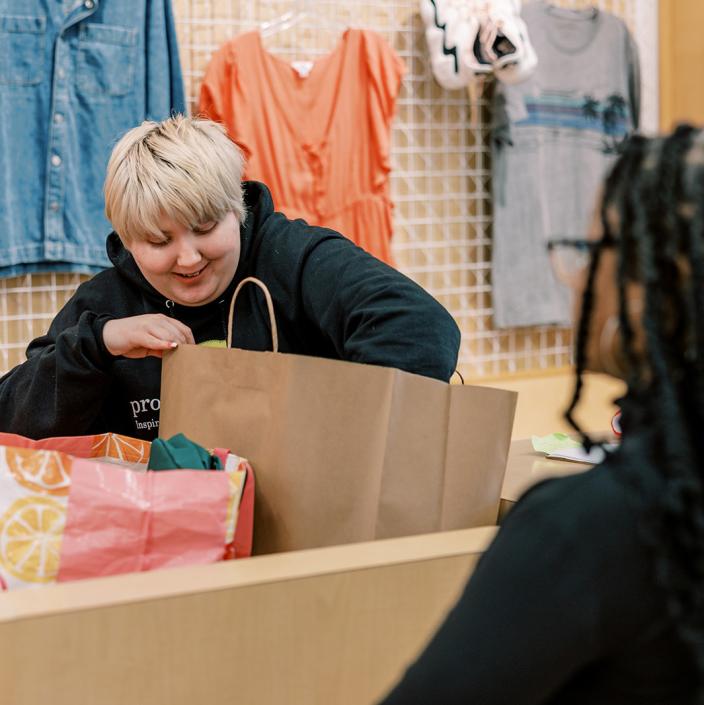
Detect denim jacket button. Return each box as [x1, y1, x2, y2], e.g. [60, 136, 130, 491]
[49, 202, 60, 212]
[57, 68, 65, 80]
[53, 113, 64, 124]
[51, 155, 62, 167]
[84, 0, 95, 9]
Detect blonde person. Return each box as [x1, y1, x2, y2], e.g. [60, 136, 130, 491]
[0, 116, 460, 439]
[377, 127, 703, 703]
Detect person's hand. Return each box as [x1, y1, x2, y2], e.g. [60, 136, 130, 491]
[102, 315, 195, 359]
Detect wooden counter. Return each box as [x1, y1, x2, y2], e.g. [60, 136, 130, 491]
[499, 438, 592, 519]
[0, 526, 496, 705]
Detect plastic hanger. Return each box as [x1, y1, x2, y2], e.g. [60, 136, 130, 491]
[259, 0, 349, 38]
[544, 1, 598, 19]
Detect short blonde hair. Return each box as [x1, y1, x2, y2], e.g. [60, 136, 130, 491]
[104, 115, 246, 243]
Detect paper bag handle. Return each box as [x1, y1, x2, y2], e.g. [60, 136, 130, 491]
[227, 276, 279, 352]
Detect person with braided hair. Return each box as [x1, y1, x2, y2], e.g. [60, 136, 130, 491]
[377, 126, 703, 704]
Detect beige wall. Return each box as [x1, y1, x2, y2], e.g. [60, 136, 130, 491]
[477, 369, 625, 439]
[660, 0, 704, 130]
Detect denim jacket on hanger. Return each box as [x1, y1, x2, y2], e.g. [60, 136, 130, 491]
[0, 0, 186, 275]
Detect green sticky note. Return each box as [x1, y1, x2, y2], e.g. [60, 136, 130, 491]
[531, 433, 582, 455]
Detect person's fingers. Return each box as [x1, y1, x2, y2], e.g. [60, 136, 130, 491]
[126, 348, 164, 360]
[125, 332, 178, 357]
[169, 327, 194, 345]
[116, 317, 195, 356]
[145, 323, 187, 346]
[105, 316, 194, 358]
[169, 319, 195, 344]
[138, 334, 178, 354]
[156, 319, 194, 345]
[153, 314, 190, 333]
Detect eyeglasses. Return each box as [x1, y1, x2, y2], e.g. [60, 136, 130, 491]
[546, 236, 615, 285]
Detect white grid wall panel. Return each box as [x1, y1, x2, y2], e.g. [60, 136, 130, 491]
[0, 0, 658, 378]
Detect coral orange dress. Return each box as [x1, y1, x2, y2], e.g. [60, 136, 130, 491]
[198, 29, 405, 265]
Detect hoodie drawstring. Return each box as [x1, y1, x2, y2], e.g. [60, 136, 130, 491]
[218, 299, 228, 345]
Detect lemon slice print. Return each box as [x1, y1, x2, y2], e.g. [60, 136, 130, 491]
[0, 496, 65, 583]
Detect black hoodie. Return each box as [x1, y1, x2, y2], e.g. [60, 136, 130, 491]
[0, 182, 461, 440]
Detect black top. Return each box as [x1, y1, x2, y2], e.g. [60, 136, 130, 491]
[0, 181, 460, 440]
[378, 433, 698, 704]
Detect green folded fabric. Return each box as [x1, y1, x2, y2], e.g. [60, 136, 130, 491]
[147, 433, 223, 471]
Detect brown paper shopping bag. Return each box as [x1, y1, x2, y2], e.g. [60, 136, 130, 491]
[160, 278, 517, 555]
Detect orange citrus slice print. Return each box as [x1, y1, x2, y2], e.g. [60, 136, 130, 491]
[0, 496, 65, 583]
[91, 433, 150, 464]
[6, 447, 72, 496]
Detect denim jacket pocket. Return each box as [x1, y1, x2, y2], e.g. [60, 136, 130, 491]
[0, 15, 47, 86]
[77, 23, 138, 98]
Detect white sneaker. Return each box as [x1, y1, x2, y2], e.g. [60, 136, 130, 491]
[460, 6, 494, 77]
[420, 0, 489, 90]
[479, 0, 538, 85]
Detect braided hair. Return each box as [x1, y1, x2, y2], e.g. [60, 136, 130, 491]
[565, 125, 704, 694]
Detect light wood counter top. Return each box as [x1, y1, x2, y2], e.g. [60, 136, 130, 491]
[499, 438, 592, 519]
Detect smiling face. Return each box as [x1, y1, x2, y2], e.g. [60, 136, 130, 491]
[126, 211, 241, 307]
[103, 116, 248, 304]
